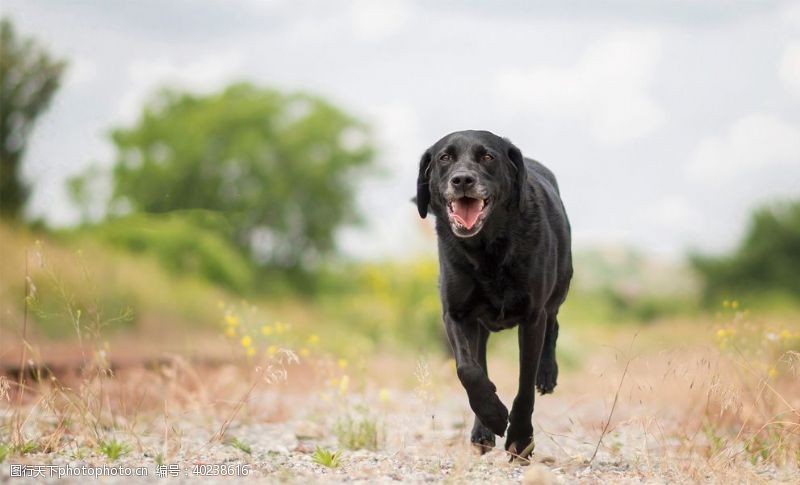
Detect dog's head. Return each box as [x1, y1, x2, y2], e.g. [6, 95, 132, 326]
[416, 130, 526, 238]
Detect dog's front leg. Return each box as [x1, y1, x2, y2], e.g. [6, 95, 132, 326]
[470, 325, 496, 452]
[444, 312, 508, 437]
[505, 310, 547, 459]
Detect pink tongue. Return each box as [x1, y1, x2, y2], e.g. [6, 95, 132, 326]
[452, 198, 482, 229]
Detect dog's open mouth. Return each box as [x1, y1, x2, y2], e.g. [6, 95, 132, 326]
[447, 197, 490, 236]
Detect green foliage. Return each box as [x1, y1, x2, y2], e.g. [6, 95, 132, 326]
[70, 212, 255, 293]
[600, 287, 697, 323]
[0, 440, 39, 460]
[72, 82, 375, 276]
[311, 446, 342, 468]
[97, 439, 130, 461]
[0, 17, 67, 219]
[334, 408, 380, 450]
[16, 441, 39, 455]
[227, 437, 252, 455]
[692, 201, 800, 303]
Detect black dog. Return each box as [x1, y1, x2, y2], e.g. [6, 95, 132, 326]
[416, 130, 572, 457]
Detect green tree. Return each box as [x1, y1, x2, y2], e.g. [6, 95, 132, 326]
[692, 201, 800, 302]
[76, 83, 375, 275]
[0, 17, 67, 219]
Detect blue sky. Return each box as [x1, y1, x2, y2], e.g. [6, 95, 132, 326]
[3, 0, 799, 259]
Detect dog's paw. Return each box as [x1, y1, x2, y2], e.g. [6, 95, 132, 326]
[470, 419, 496, 454]
[536, 357, 558, 395]
[505, 422, 534, 462]
[458, 368, 509, 437]
[469, 390, 508, 437]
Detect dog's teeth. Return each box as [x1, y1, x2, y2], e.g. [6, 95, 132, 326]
[479, 200, 485, 210]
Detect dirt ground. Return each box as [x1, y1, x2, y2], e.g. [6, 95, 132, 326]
[2, 331, 799, 484]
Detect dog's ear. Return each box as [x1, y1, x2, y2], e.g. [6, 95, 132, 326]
[416, 150, 432, 218]
[506, 141, 527, 212]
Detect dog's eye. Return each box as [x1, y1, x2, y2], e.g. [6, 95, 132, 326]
[439, 154, 452, 162]
[481, 154, 494, 162]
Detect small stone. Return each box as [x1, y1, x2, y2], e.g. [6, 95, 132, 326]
[523, 464, 556, 485]
[537, 454, 556, 465]
[294, 420, 323, 440]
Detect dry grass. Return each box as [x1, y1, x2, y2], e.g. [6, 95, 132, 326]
[1, 335, 799, 482]
[0, 237, 797, 482]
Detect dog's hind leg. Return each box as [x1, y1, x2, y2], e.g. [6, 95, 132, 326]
[536, 312, 559, 395]
[469, 325, 495, 453]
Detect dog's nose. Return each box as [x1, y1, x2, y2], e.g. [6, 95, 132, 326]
[450, 172, 476, 189]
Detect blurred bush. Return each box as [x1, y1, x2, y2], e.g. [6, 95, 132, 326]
[692, 201, 800, 306]
[69, 82, 376, 281]
[65, 211, 255, 294]
[564, 247, 700, 324]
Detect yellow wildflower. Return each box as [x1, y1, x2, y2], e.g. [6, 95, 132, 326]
[261, 325, 273, 336]
[225, 327, 237, 338]
[338, 358, 348, 369]
[246, 347, 256, 357]
[768, 367, 778, 379]
[275, 321, 286, 334]
[240, 335, 252, 348]
[299, 348, 310, 358]
[307, 334, 320, 346]
[339, 375, 349, 394]
[731, 300, 739, 310]
[224, 314, 239, 327]
[267, 345, 278, 357]
[379, 388, 391, 403]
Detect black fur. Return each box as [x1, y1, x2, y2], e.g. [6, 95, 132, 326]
[416, 130, 572, 457]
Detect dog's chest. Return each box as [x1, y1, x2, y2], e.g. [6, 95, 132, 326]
[473, 265, 531, 329]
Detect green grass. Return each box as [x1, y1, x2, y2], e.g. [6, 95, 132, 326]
[227, 437, 252, 455]
[311, 446, 342, 468]
[0, 443, 10, 462]
[97, 439, 130, 461]
[14, 441, 39, 455]
[334, 412, 380, 451]
[0, 221, 230, 339]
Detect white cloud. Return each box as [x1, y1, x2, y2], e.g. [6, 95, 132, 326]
[781, 2, 800, 30]
[494, 31, 664, 144]
[687, 113, 800, 181]
[643, 194, 696, 230]
[238, 0, 285, 12]
[117, 52, 245, 122]
[349, 0, 410, 41]
[65, 57, 98, 88]
[779, 40, 800, 98]
[337, 102, 434, 259]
